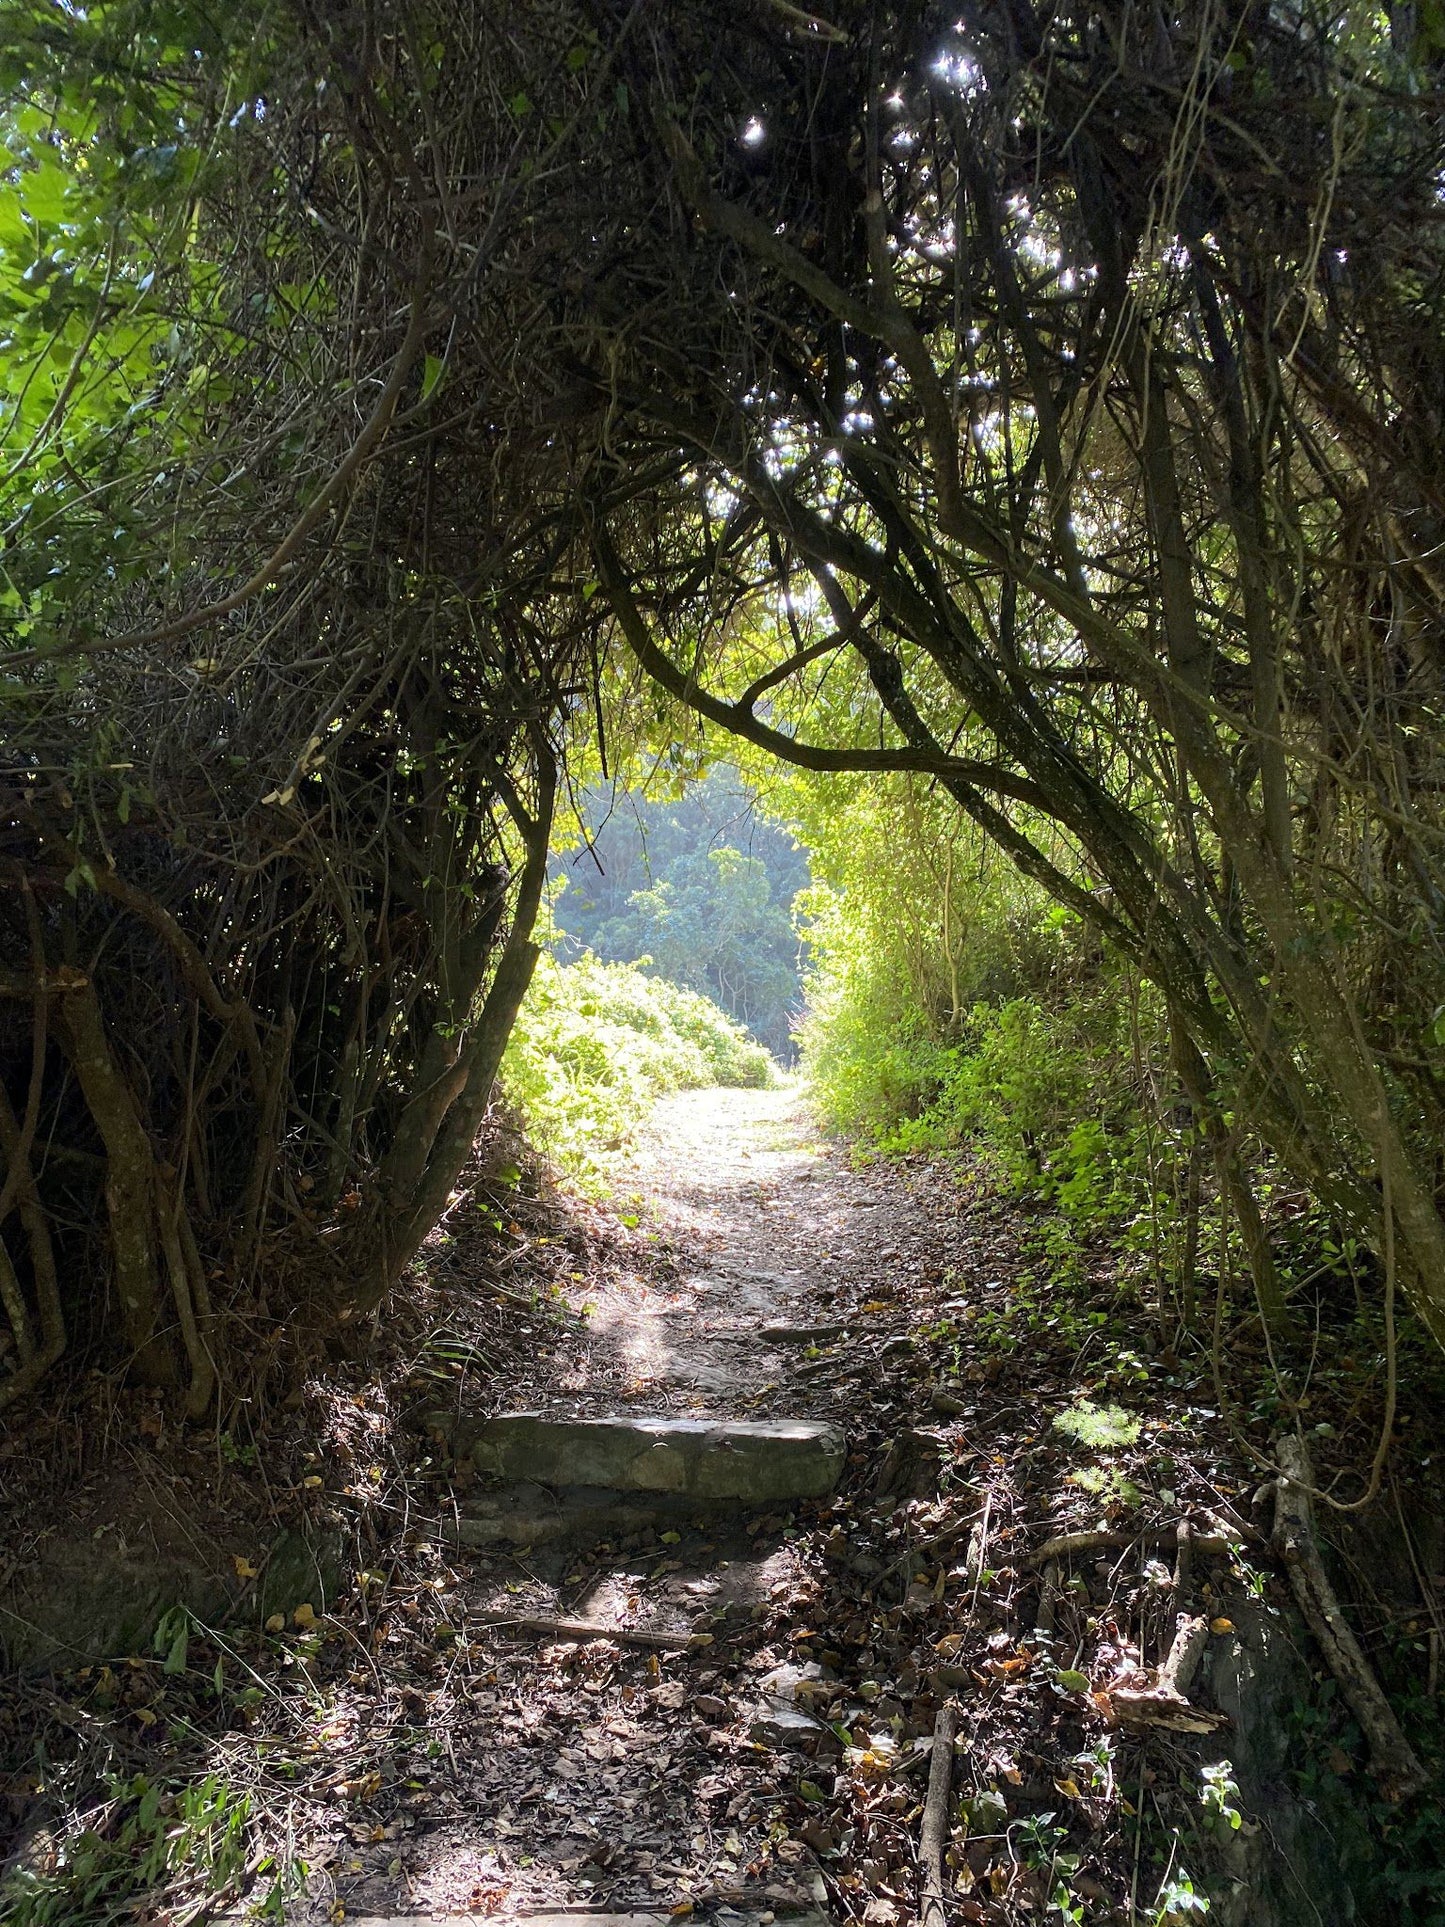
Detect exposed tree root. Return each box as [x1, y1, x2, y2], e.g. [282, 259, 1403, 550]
[1021, 1527, 1235, 1568]
[470, 1612, 710, 1651]
[1273, 1435, 1427, 1799]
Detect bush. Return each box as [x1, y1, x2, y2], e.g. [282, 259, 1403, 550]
[502, 949, 773, 1183]
[785, 773, 1153, 1238]
[831, 989, 1149, 1235]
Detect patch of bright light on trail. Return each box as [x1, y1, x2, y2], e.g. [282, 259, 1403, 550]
[741, 117, 766, 147]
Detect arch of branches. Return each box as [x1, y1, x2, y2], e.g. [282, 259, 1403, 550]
[5, 0, 1445, 1417]
[564, 0, 1445, 1359]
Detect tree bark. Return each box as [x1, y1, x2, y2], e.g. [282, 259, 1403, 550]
[56, 983, 175, 1386]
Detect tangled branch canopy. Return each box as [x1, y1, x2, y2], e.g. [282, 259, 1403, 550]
[4, 0, 1445, 1411]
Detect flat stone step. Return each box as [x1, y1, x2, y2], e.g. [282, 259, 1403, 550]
[463, 1413, 845, 1503]
[227, 1913, 826, 1927]
[266, 1914, 827, 1927]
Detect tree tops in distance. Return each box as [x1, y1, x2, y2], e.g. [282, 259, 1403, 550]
[551, 769, 809, 1061]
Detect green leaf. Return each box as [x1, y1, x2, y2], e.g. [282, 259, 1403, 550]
[1056, 1669, 1091, 1693]
[21, 157, 71, 225]
[154, 1606, 190, 1675]
[0, 185, 30, 248]
[420, 352, 445, 403]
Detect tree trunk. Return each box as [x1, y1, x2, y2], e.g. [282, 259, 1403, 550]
[56, 983, 175, 1387]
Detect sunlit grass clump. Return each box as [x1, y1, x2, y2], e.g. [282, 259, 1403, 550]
[1051, 1400, 1141, 1450]
[502, 949, 773, 1183]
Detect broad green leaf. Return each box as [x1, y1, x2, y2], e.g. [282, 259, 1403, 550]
[0, 185, 30, 248]
[21, 157, 71, 224]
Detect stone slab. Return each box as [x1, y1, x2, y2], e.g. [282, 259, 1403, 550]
[253, 1915, 829, 1927]
[445, 1482, 694, 1548]
[467, 1414, 845, 1502]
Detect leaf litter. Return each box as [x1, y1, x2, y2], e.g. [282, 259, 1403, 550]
[0, 1085, 1311, 1923]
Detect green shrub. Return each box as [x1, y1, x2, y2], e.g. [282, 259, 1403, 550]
[0, 1772, 265, 1927]
[782, 771, 1155, 1236]
[502, 947, 773, 1184]
[891, 994, 1148, 1231]
[1052, 1400, 1142, 1449]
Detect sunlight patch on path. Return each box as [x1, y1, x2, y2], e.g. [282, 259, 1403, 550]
[574, 1081, 835, 1406]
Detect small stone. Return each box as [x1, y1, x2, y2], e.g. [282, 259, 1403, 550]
[749, 1704, 824, 1749]
[759, 1660, 823, 1698]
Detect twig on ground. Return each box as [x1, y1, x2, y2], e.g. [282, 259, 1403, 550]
[1034, 1556, 1061, 1636]
[1274, 1435, 1427, 1799]
[919, 1702, 958, 1927]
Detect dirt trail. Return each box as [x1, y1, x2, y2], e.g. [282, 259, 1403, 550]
[321, 1081, 930, 1925]
[576, 1081, 885, 1406]
[0, 1082, 1400, 1926]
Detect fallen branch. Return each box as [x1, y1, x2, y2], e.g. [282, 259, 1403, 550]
[471, 1611, 708, 1651]
[1160, 1614, 1209, 1698]
[1105, 1614, 1225, 1732]
[1034, 1557, 1062, 1637]
[1172, 1517, 1194, 1599]
[964, 1491, 992, 1590]
[918, 1703, 958, 1927]
[1021, 1526, 1236, 1568]
[1274, 1435, 1427, 1799]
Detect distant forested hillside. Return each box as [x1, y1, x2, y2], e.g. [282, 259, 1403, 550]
[551, 769, 808, 1059]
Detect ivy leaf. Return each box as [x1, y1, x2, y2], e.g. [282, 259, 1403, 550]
[21, 157, 71, 225]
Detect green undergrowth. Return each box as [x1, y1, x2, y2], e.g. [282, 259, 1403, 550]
[1, 1768, 295, 1927]
[809, 975, 1155, 1248]
[502, 946, 773, 1184]
[783, 773, 1151, 1245]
